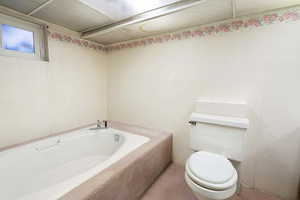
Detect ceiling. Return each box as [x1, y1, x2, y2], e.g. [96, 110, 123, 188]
[1, 0, 300, 45]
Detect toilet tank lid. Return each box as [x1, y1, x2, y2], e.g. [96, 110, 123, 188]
[190, 112, 249, 129]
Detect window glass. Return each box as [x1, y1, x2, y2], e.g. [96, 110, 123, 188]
[2, 24, 35, 54]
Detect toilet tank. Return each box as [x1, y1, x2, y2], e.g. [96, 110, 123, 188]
[189, 100, 249, 162]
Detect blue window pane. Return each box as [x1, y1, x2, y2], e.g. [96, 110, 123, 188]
[2, 24, 35, 54]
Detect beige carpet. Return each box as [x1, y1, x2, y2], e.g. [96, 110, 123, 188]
[141, 164, 280, 200]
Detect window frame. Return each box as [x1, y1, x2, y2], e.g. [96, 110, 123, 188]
[0, 13, 46, 61]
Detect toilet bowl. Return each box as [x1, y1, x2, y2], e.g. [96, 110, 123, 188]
[185, 151, 238, 200]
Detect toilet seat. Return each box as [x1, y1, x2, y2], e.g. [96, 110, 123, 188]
[185, 172, 237, 200]
[186, 151, 238, 190]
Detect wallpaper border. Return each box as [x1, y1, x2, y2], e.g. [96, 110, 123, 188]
[106, 6, 300, 52]
[48, 31, 106, 52]
[48, 6, 300, 53]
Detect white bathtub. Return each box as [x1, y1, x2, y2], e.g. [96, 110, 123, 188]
[0, 127, 149, 200]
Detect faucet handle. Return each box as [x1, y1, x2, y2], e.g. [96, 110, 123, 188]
[103, 120, 108, 128]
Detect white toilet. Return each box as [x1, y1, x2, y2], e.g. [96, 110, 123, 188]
[185, 101, 249, 200]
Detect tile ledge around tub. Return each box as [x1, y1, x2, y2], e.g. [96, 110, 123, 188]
[60, 128, 172, 200]
[110, 121, 172, 138]
[0, 121, 171, 152]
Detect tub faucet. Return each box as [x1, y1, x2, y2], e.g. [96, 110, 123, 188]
[90, 120, 108, 130]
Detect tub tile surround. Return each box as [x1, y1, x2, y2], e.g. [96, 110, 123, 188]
[60, 121, 172, 200]
[0, 121, 172, 200]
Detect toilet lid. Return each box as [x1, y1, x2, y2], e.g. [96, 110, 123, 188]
[187, 151, 235, 184]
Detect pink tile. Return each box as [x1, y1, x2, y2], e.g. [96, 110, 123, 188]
[141, 164, 198, 200]
[240, 187, 281, 200]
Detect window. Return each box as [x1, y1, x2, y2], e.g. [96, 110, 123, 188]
[2, 24, 35, 54]
[0, 13, 48, 61]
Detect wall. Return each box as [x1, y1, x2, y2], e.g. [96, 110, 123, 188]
[107, 20, 300, 199]
[0, 25, 108, 148]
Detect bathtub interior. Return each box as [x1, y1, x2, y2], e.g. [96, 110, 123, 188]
[0, 128, 130, 200]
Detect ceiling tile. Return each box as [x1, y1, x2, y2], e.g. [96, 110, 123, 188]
[89, 28, 134, 45]
[236, 0, 300, 16]
[0, 0, 49, 14]
[32, 0, 113, 32]
[131, 0, 233, 35]
[89, 0, 233, 44]
[78, 0, 182, 21]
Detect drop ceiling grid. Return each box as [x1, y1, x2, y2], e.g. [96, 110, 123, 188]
[235, 0, 300, 16]
[31, 0, 114, 32]
[88, 0, 234, 44]
[0, 0, 49, 14]
[104, 5, 300, 52]
[1, 0, 300, 44]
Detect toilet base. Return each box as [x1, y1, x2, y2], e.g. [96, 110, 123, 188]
[185, 173, 236, 200]
[190, 192, 236, 200]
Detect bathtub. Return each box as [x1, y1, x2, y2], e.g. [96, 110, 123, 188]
[0, 126, 149, 200]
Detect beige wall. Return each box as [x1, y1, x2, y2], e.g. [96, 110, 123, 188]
[0, 11, 299, 200]
[0, 29, 108, 148]
[107, 21, 300, 200]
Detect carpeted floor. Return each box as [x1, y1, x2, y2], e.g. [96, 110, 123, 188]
[141, 164, 280, 200]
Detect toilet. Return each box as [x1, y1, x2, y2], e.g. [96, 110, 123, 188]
[185, 102, 249, 200]
[185, 151, 238, 200]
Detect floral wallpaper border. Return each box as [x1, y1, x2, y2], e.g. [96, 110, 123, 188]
[106, 7, 300, 52]
[48, 6, 300, 53]
[49, 31, 106, 52]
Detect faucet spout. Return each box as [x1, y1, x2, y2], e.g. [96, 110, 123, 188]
[90, 120, 108, 130]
